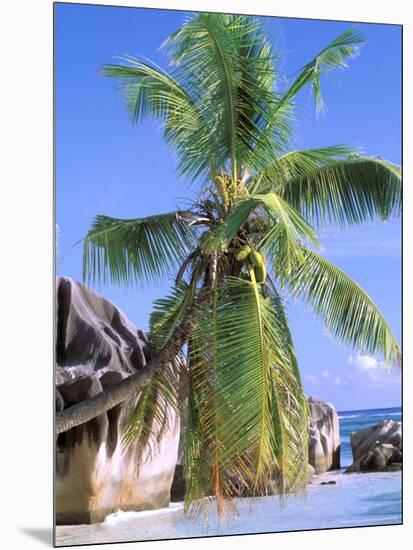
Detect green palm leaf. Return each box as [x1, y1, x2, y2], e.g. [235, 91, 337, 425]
[83, 212, 197, 286]
[257, 192, 320, 246]
[102, 58, 211, 180]
[206, 191, 319, 256]
[227, 15, 292, 174]
[123, 282, 196, 461]
[284, 248, 401, 367]
[266, 282, 309, 475]
[150, 280, 197, 350]
[279, 157, 401, 226]
[163, 13, 293, 180]
[258, 193, 320, 279]
[185, 277, 308, 516]
[165, 13, 239, 180]
[277, 28, 365, 114]
[102, 58, 199, 127]
[163, 13, 243, 180]
[255, 145, 356, 190]
[123, 359, 181, 464]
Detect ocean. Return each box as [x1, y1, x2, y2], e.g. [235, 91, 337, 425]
[55, 406, 402, 546]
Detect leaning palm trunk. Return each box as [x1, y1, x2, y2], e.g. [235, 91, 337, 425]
[58, 13, 401, 517]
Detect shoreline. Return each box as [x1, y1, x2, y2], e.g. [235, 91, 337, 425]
[56, 468, 401, 546]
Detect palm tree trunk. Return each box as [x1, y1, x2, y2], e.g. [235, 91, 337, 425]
[56, 315, 195, 434]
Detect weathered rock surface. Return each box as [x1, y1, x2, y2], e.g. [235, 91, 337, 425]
[308, 396, 340, 474]
[344, 420, 402, 473]
[56, 276, 180, 524]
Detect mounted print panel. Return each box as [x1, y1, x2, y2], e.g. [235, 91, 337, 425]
[54, 2, 402, 546]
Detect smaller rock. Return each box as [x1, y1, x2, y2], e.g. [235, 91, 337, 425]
[345, 420, 402, 474]
[307, 396, 340, 474]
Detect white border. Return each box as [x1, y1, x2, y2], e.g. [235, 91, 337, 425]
[1, 0, 411, 549]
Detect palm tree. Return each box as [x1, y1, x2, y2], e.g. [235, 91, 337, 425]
[59, 13, 401, 517]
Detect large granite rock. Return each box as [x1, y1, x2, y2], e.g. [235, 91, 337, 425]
[308, 396, 340, 474]
[345, 420, 402, 473]
[56, 276, 181, 524]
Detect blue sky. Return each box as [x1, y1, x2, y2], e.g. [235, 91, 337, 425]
[55, 3, 401, 411]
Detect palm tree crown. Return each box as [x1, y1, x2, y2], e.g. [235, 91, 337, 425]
[83, 13, 401, 517]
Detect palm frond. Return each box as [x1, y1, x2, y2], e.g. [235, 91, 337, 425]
[204, 197, 258, 252]
[163, 13, 291, 179]
[255, 192, 321, 280]
[257, 192, 320, 248]
[102, 58, 213, 181]
[265, 280, 304, 387]
[227, 15, 293, 174]
[206, 191, 319, 257]
[277, 28, 365, 114]
[279, 157, 401, 227]
[102, 58, 198, 127]
[83, 212, 197, 286]
[123, 359, 181, 465]
[266, 281, 309, 470]
[184, 277, 308, 516]
[123, 282, 196, 462]
[150, 280, 197, 350]
[163, 13, 241, 179]
[284, 248, 401, 367]
[255, 145, 356, 191]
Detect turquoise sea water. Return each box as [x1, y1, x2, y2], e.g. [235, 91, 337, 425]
[56, 407, 402, 546]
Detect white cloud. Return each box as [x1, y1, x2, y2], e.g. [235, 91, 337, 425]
[304, 374, 319, 386]
[321, 369, 330, 379]
[348, 354, 383, 371]
[348, 354, 400, 386]
[333, 376, 341, 386]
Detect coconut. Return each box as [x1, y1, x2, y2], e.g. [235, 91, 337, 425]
[236, 245, 251, 261]
[255, 264, 267, 283]
[249, 249, 265, 269]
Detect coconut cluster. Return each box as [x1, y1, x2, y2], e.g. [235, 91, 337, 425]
[213, 173, 248, 210]
[236, 245, 267, 283]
